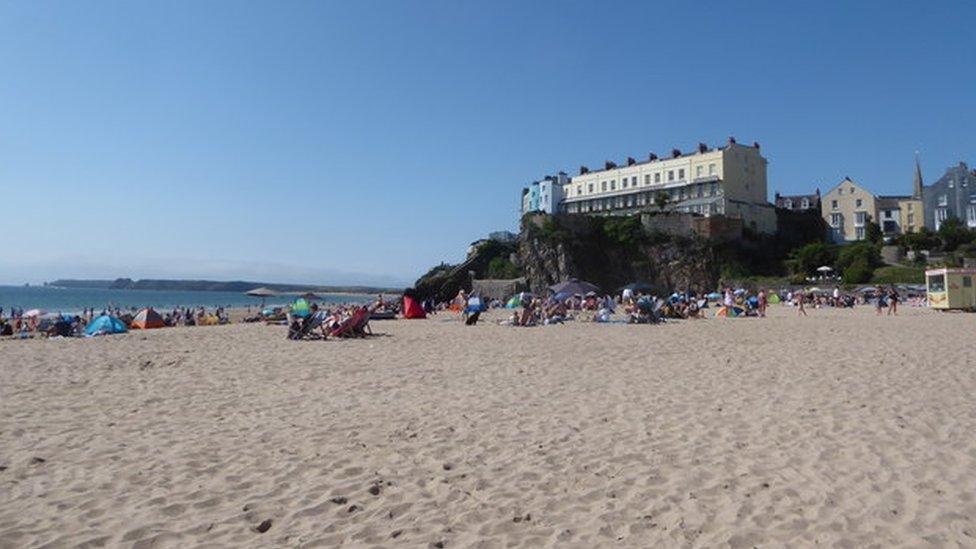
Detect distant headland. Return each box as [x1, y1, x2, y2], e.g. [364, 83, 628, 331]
[46, 278, 402, 295]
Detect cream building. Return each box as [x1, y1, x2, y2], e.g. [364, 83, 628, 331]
[821, 176, 921, 242]
[558, 139, 776, 234]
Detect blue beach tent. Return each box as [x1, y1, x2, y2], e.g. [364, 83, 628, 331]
[85, 315, 128, 336]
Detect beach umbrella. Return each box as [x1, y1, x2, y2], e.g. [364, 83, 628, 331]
[816, 265, 833, 273]
[23, 309, 45, 318]
[301, 292, 323, 301]
[85, 315, 127, 336]
[246, 287, 278, 307]
[549, 279, 599, 296]
[245, 287, 278, 297]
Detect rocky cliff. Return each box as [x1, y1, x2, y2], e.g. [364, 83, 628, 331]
[517, 214, 721, 295]
[412, 212, 796, 301]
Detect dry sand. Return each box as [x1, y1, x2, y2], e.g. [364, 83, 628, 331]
[1, 305, 975, 547]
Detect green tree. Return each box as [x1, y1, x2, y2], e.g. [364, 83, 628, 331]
[835, 241, 882, 274]
[898, 227, 939, 252]
[842, 256, 875, 284]
[602, 216, 645, 246]
[486, 256, 520, 279]
[937, 216, 975, 252]
[792, 242, 838, 276]
[654, 191, 670, 212]
[865, 219, 883, 244]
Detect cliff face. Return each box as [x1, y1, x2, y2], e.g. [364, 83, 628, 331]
[412, 240, 518, 302]
[516, 214, 720, 295]
[413, 212, 785, 301]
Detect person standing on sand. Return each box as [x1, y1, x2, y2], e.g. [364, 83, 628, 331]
[887, 286, 899, 316]
[796, 292, 807, 316]
[875, 291, 884, 315]
[757, 289, 767, 317]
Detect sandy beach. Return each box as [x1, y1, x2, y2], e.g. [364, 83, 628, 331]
[2, 305, 975, 547]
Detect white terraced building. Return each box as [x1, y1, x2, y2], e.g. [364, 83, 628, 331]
[553, 138, 777, 234]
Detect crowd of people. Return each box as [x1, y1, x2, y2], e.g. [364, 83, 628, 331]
[0, 305, 232, 339]
[429, 283, 927, 328]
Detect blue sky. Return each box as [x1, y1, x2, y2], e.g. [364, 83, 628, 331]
[2, 1, 974, 286]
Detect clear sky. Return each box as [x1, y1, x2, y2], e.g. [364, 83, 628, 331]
[2, 1, 974, 286]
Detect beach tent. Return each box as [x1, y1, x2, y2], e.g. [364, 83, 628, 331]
[705, 292, 722, 300]
[767, 293, 781, 304]
[505, 292, 533, 308]
[715, 305, 747, 318]
[130, 308, 166, 329]
[85, 315, 127, 336]
[402, 296, 426, 319]
[291, 298, 311, 318]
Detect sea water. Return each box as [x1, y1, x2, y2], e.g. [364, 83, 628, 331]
[0, 285, 372, 315]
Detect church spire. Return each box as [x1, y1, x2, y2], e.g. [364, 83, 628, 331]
[913, 151, 923, 199]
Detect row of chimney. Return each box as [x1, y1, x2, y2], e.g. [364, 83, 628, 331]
[578, 137, 760, 175]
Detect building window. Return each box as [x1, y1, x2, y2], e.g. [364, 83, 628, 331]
[801, 198, 809, 209]
[696, 166, 703, 177]
[856, 198, 862, 207]
[631, 177, 636, 186]
[601, 181, 607, 191]
[709, 163, 716, 175]
[678, 169, 685, 180]
[938, 194, 948, 206]
[838, 188, 843, 195]
[855, 212, 867, 226]
[884, 210, 892, 219]
[696, 184, 703, 198]
[610, 180, 616, 190]
[936, 207, 948, 229]
[576, 185, 582, 195]
[968, 205, 976, 227]
[784, 199, 793, 209]
[622, 179, 627, 189]
[908, 213, 914, 225]
[655, 173, 661, 183]
[830, 213, 842, 227]
[964, 276, 973, 288]
[855, 227, 866, 240]
[711, 182, 718, 195]
[588, 183, 594, 193]
[644, 174, 650, 185]
[832, 200, 838, 210]
[907, 203, 913, 211]
[850, 187, 855, 194]
[668, 170, 674, 182]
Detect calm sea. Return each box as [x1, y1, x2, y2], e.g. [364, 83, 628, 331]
[0, 286, 373, 314]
